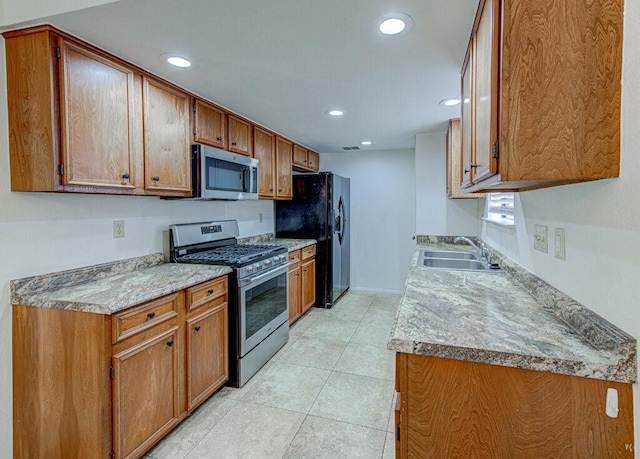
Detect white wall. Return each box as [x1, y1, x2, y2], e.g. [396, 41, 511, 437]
[320, 149, 416, 293]
[0, 0, 120, 27]
[483, 0, 640, 448]
[0, 35, 274, 459]
[415, 131, 483, 236]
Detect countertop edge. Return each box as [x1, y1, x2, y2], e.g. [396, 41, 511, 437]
[389, 238, 637, 384]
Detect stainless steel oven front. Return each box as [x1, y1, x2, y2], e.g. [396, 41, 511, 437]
[236, 262, 289, 385]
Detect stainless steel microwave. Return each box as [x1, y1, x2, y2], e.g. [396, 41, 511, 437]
[191, 144, 259, 200]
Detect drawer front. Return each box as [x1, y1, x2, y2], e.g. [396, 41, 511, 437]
[187, 276, 227, 313]
[288, 249, 301, 264]
[302, 245, 316, 260]
[113, 293, 180, 344]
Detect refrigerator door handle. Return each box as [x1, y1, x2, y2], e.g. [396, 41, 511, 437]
[337, 196, 346, 244]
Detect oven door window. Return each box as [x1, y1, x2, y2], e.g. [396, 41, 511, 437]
[241, 270, 288, 355]
[206, 157, 246, 192]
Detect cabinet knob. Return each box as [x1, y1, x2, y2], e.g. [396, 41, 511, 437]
[216, 136, 223, 141]
[166, 340, 174, 347]
[122, 173, 130, 179]
[232, 141, 237, 146]
[470, 163, 478, 169]
[195, 326, 201, 332]
[147, 312, 156, 319]
[270, 188, 273, 192]
[152, 176, 160, 182]
[207, 288, 214, 295]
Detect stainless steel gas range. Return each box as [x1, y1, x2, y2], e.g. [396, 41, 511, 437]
[169, 220, 289, 387]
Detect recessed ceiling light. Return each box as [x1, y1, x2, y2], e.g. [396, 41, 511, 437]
[377, 13, 413, 36]
[327, 109, 344, 117]
[164, 55, 191, 68]
[361, 141, 372, 145]
[439, 98, 461, 107]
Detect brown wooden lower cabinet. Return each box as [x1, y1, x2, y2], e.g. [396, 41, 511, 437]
[395, 353, 634, 458]
[288, 244, 316, 324]
[12, 275, 229, 459]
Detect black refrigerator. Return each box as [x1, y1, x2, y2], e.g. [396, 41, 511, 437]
[275, 172, 350, 308]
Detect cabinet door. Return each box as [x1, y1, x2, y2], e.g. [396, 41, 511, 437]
[194, 100, 226, 149]
[460, 48, 473, 190]
[292, 144, 308, 168]
[112, 327, 181, 459]
[253, 126, 276, 199]
[472, 0, 499, 184]
[308, 150, 319, 171]
[301, 258, 316, 313]
[142, 76, 191, 195]
[228, 115, 252, 156]
[186, 303, 228, 411]
[288, 265, 301, 323]
[275, 137, 293, 199]
[59, 39, 137, 189]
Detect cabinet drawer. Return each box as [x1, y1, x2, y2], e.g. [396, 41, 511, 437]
[302, 245, 316, 260]
[186, 277, 227, 313]
[113, 293, 180, 344]
[288, 249, 301, 265]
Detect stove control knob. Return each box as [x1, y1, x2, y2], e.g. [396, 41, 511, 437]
[247, 266, 254, 274]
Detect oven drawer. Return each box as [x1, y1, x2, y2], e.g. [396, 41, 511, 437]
[186, 276, 228, 313]
[302, 244, 316, 260]
[112, 293, 180, 344]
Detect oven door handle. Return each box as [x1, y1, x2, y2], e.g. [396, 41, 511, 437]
[239, 263, 289, 288]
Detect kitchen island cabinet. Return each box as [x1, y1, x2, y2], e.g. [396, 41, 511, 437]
[11, 256, 230, 459]
[461, 0, 623, 192]
[390, 239, 636, 457]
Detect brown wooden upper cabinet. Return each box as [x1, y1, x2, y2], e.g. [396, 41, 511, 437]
[4, 25, 192, 197]
[292, 144, 308, 168]
[193, 99, 227, 150]
[307, 151, 320, 171]
[292, 145, 320, 172]
[447, 119, 484, 199]
[58, 38, 138, 191]
[275, 137, 293, 199]
[227, 114, 253, 156]
[253, 126, 277, 199]
[142, 76, 192, 196]
[461, 0, 623, 192]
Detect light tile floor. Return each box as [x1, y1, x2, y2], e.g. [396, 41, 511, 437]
[147, 290, 401, 459]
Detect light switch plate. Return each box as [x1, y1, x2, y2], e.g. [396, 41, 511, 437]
[534, 225, 548, 253]
[554, 228, 565, 260]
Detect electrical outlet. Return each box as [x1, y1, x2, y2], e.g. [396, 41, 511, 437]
[533, 224, 548, 253]
[554, 228, 566, 260]
[259, 212, 263, 223]
[113, 220, 125, 239]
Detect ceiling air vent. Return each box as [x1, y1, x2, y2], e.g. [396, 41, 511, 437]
[341, 146, 361, 151]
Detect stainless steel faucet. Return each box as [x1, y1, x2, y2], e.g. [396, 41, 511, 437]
[453, 236, 480, 252]
[454, 237, 489, 261]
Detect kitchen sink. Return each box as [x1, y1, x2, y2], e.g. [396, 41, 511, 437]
[417, 250, 502, 272]
[420, 250, 478, 260]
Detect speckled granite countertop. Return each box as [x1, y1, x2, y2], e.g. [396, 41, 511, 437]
[238, 233, 316, 252]
[11, 254, 231, 315]
[388, 236, 637, 383]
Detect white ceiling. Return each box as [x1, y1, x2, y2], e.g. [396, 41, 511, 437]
[39, 0, 477, 153]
